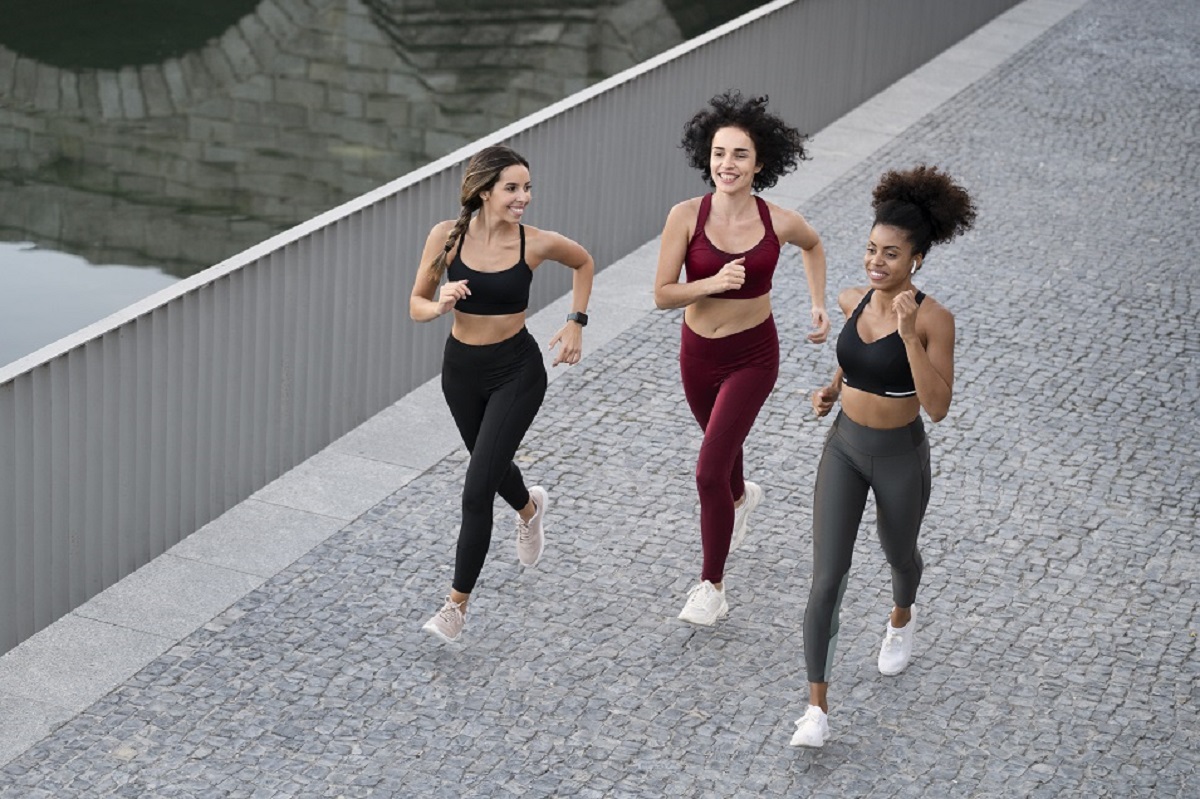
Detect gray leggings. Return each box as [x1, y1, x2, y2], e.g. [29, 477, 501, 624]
[804, 411, 931, 683]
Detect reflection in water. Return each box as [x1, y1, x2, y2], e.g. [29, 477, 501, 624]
[0, 242, 178, 367]
[0, 0, 761, 366]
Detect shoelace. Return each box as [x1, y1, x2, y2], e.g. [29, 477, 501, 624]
[796, 708, 823, 728]
[437, 602, 463, 625]
[882, 629, 904, 651]
[686, 583, 717, 605]
[516, 502, 539, 543]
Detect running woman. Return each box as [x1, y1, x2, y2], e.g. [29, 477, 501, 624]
[654, 91, 829, 626]
[410, 145, 594, 644]
[791, 165, 976, 747]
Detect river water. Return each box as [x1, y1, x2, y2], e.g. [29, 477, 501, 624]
[0, 0, 761, 368]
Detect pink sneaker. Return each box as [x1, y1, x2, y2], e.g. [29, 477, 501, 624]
[516, 486, 548, 567]
[422, 597, 465, 644]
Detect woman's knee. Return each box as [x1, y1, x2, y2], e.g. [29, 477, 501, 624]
[695, 457, 732, 497]
[460, 481, 494, 519]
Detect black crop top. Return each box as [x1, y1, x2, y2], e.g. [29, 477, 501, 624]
[837, 289, 926, 398]
[445, 225, 533, 315]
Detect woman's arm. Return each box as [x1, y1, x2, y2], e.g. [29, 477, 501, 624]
[772, 205, 830, 342]
[653, 200, 745, 309]
[812, 365, 843, 417]
[409, 221, 471, 322]
[530, 228, 595, 366]
[895, 293, 955, 422]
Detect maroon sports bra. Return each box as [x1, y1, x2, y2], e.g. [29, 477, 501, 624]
[683, 193, 780, 299]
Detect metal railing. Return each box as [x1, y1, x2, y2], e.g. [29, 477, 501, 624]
[0, 0, 1021, 654]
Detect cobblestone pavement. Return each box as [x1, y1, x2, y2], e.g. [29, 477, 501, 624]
[2, 0, 1197, 796]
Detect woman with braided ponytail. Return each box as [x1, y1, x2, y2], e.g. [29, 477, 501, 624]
[410, 144, 594, 644]
[790, 165, 976, 747]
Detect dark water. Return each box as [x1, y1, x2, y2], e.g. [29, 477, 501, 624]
[0, 0, 762, 368]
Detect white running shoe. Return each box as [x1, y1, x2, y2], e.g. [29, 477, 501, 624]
[516, 486, 548, 567]
[878, 608, 917, 676]
[790, 705, 829, 748]
[730, 481, 763, 551]
[422, 597, 466, 644]
[677, 580, 728, 625]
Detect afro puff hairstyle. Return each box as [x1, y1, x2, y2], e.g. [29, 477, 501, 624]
[872, 165, 978, 256]
[680, 90, 809, 192]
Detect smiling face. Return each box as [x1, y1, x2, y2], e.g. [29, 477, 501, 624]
[709, 126, 762, 193]
[864, 224, 921, 289]
[480, 164, 532, 222]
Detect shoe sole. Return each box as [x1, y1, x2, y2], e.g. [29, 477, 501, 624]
[677, 605, 729, 625]
[790, 736, 824, 748]
[517, 487, 548, 567]
[422, 621, 462, 645]
[729, 484, 762, 552]
[878, 662, 909, 676]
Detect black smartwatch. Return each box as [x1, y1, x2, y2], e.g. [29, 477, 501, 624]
[566, 311, 589, 327]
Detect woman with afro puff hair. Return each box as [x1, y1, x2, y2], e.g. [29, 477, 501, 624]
[790, 165, 977, 748]
[654, 91, 829, 627]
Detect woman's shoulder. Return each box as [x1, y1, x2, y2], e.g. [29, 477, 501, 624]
[917, 293, 955, 326]
[838, 286, 869, 314]
[670, 196, 705, 217]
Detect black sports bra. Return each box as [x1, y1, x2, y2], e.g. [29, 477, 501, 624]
[446, 225, 532, 315]
[837, 289, 926, 398]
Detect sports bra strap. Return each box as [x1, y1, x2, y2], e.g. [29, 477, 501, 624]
[754, 195, 773, 229]
[852, 288, 927, 320]
[518, 224, 525, 260]
[693, 194, 713, 239]
[851, 289, 874, 319]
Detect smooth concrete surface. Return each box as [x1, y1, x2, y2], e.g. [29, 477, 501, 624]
[0, 0, 1091, 773]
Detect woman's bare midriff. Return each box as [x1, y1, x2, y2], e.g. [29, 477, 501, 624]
[840, 385, 921, 430]
[683, 295, 772, 338]
[451, 311, 527, 345]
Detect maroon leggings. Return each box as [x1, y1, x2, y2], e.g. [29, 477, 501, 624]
[680, 315, 779, 583]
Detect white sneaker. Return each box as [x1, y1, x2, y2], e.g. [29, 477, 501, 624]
[677, 580, 728, 625]
[422, 597, 466, 644]
[790, 705, 829, 748]
[516, 486, 548, 567]
[729, 481, 762, 552]
[878, 608, 917, 676]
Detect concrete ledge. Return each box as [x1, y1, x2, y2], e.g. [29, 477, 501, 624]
[0, 615, 172, 712]
[72, 554, 267, 640]
[249, 449, 423, 520]
[166, 498, 348, 577]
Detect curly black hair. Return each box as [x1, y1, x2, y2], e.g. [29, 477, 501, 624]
[872, 165, 978, 256]
[680, 90, 809, 191]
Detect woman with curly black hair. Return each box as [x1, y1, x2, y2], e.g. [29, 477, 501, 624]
[790, 165, 977, 748]
[654, 91, 829, 626]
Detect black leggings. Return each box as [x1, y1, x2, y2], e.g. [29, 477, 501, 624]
[804, 411, 930, 683]
[441, 328, 547, 594]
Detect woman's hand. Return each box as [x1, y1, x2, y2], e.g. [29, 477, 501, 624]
[808, 306, 831, 343]
[812, 384, 839, 417]
[437, 280, 470, 316]
[707, 257, 746, 294]
[549, 321, 583, 366]
[893, 290, 920, 343]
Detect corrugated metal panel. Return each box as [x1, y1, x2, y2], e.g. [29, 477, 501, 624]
[0, 0, 1022, 654]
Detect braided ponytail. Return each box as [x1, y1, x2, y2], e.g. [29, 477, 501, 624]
[428, 204, 474, 282]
